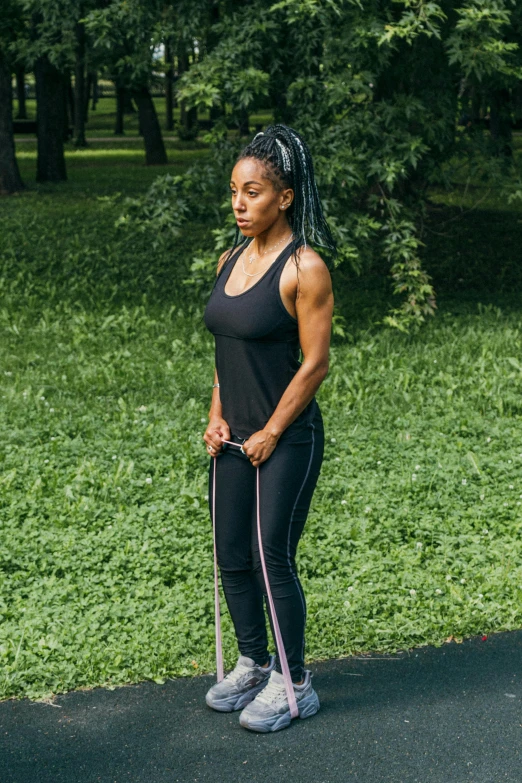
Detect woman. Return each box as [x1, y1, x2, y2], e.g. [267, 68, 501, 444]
[202, 124, 336, 733]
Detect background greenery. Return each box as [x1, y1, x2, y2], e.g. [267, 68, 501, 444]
[4, 0, 522, 327]
[1, 122, 521, 701]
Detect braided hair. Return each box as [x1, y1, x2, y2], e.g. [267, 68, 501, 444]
[222, 124, 337, 281]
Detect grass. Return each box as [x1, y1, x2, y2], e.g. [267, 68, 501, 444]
[1, 143, 522, 702]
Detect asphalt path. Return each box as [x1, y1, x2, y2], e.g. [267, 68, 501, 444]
[0, 629, 520, 783]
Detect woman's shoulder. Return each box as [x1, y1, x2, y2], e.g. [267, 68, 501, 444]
[293, 244, 332, 282]
[216, 245, 244, 277]
[216, 248, 232, 277]
[295, 244, 326, 268]
[291, 244, 333, 302]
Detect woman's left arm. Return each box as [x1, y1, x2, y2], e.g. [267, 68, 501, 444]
[242, 250, 333, 466]
[264, 250, 334, 440]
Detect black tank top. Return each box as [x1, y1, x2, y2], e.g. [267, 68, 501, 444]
[203, 238, 318, 440]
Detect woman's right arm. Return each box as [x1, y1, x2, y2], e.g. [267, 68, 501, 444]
[209, 366, 222, 420]
[203, 250, 232, 455]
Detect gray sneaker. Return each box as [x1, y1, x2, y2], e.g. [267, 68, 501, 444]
[239, 668, 320, 732]
[205, 654, 276, 712]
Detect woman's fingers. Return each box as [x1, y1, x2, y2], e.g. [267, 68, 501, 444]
[204, 431, 225, 454]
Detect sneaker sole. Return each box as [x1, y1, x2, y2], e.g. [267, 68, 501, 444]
[239, 689, 320, 732]
[205, 679, 270, 712]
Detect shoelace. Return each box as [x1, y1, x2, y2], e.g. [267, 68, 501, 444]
[223, 662, 254, 685]
[255, 676, 290, 708]
[211, 439, 299, 719]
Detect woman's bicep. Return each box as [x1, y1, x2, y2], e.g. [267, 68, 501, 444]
[295, 256, 333, 373]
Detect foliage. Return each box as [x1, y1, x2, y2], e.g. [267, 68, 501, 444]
[5, 0, 522, 328]
[84, 0, 163, 88]
[174, 5, 273, 119]
[1, 149, 522, 699]
[169, 0, 522, 331]
[445, 0, 522, 81]
[14, 0, 83, 70]
[114, 170, 213, 241]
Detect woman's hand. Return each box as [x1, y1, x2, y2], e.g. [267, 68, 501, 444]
[204, 416, 231, 456]
[242, 429, 279, 467]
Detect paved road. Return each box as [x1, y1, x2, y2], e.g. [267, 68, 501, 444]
[0, 630, 520, 783]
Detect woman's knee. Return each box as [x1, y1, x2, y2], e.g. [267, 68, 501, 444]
[217, 548, 252, 572]
[251, 552, 297, 586]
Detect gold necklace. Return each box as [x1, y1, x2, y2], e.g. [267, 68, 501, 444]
[242, 234, 293, 277]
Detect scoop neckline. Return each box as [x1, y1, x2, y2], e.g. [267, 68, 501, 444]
[222, 239, 293, 299]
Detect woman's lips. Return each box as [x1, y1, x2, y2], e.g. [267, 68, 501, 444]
[236, 218, 250, 225]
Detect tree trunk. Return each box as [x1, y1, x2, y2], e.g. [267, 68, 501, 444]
[209, 103, 223, 126]
[85, 71, 98, 121]
[206, 3, 222, 128]
[470, 83, 482, 125]
[123, 88, 135, 113]
[0, 54, 24, 194]
[489, 87, 513, 158]
[15, 66, 27, 120]
[84, 72, 91, 123]
[132, 85, 168, 165]
[178, 45, 197, 136]
[65, 71, 74, 140]
[74, 20, 87, 147]
[179, 96, 196, 133]
[514, 84, 522, 129]
[115, 83, 125, 134]
[237, 108, 250, 137]
[91, 72, 98, 111]
[35, 55, 67, 182]
[165, 39, 174, 131]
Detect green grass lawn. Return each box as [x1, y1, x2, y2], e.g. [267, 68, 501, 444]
[1, 143, 522, 701]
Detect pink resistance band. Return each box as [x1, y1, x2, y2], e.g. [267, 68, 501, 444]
[211, 439, 299, 719]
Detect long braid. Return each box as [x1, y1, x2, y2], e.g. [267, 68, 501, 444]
[221, 124, 337, 274]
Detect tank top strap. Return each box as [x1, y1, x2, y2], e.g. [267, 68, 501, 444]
[264, 239, 301, 290]
[216, 240, 254, 284]
[260, 238, 296, 275]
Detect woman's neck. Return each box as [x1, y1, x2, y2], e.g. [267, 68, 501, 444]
[251, 222, 293, 256]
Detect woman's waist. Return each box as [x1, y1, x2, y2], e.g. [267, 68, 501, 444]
[228, 398, 321, 441]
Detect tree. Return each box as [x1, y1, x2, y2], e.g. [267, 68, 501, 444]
[73, 15, 88, 147]
[85, 0, 169, 164]
[0, 52, 24, 194]
[446, 0, 522, 162]
[34, 51, 67, 182]
[164, 38, 175, 131]
[14, 65, 27, 119]
[13, 1, 80, 183]
[0, 0, 24, 194]
[173, 0, 522, 329]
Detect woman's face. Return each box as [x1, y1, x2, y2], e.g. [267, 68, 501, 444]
[230, 157, 293, 237]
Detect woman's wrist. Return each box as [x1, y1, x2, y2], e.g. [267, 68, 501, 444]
[263, 423, 282, 440]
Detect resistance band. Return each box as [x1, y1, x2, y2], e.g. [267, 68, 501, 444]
[211, 438, 299, 719]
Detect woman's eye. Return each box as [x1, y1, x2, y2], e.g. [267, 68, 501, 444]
[248, 191, 258, 197]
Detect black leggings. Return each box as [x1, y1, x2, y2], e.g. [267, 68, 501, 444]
[208, 404, 324, 684]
